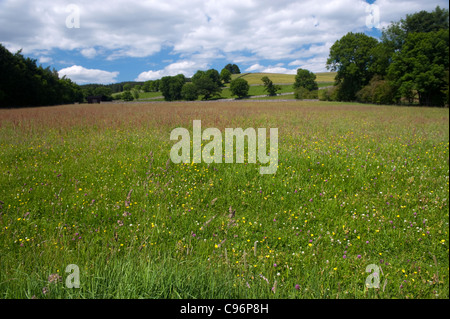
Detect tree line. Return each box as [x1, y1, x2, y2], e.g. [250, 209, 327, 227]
[324, 6, 449, 106]
[153, 65, 242, 101]
[0, 44, 83, 108]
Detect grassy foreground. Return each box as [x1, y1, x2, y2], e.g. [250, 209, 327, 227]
[0, 100, 448, 299]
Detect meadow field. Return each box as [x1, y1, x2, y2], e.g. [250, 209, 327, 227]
[0, 100, 448, 299]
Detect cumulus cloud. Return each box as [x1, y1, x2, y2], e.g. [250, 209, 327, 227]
[38, 56, 53, 64]
[58, 65, 119, 84]
[245, 63, 298, 75]
[80, 48, 97, 59]
[136, 60, 208, 81]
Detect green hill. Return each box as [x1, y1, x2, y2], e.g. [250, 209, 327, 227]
[230, 72, 336, 85]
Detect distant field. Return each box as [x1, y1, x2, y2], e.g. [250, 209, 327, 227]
[231, 72, 336, 85]
[112, 72, 335, 102]
[315, 72, 337, 82]
[0, 101, 448, 299]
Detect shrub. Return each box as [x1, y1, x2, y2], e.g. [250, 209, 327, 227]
[356, 76, 395, 104]
[319, 86, 340, 101]
[294, 87, 318, 100]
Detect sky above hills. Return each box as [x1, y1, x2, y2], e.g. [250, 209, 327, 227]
[1, 0, 448, 84]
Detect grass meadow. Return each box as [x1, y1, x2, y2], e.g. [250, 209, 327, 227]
[0, 100, 448, 299]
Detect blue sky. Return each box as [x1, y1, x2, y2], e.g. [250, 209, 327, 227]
[1, 0, 448, 84]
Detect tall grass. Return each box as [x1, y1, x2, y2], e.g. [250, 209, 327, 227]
[0, 101, 448, 299]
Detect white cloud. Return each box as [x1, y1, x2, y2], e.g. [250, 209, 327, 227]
[38, 56, 53, 64]
[245, 64, 264, 72]
[245, 63, 298, 74]
[80, 48, 97, 58]
[58, 65, 119, 84]
[136, 60, 208, 81]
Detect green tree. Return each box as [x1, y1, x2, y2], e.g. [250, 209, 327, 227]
[387, 29, 449, 106]
[206, 69, 222, 87]
[230, 78, 249, 98]
[160, 74, 186, 101]
[402, 6, 449, 34]
[0, 44, 83, 107]
[153, 79, 161, 92]
[191, 70, 222, 100]
[93, 86, 113, 101]
[220, 68, 232, 84]
[123, 83, 132, 91]
[379, 6, 449, 72]
[181, 83, 199, 101]
[261, 76, 281, 96]
[225, 63, 241, 74]
[356, 75, 395, 104]
[142, 81, 152, 92]
[293, 69, 318, 91]
[326, 32, 379, 101]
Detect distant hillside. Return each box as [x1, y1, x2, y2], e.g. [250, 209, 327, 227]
[230, 72, 336, 85]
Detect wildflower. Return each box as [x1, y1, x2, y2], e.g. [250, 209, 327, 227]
[357, 255, 362, 259]
[295, 284, 300, 290]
